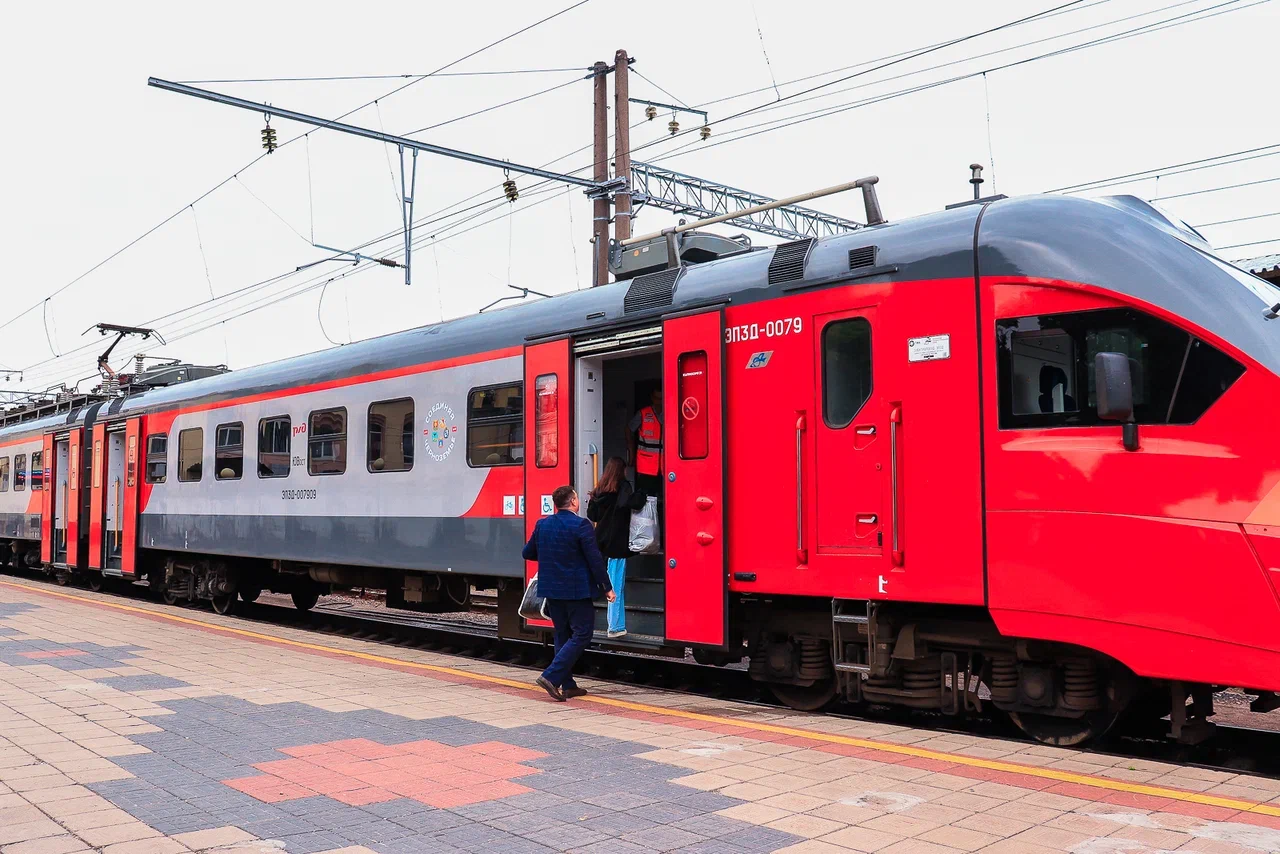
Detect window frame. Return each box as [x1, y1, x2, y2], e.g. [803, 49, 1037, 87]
[533, 374, 558, 469]
[177, 428, 203, 483]
[821, 316, 874, 429]
[30, 450, 43, 491]
[0, 457, 8, 493]
[367, 398, 415, 473]
[215, 421, 244, 481]
[14, 453, 26, 492]
[676, 351, 709, 461]
[307, 407, 348, 476]
[995, 306, 1244, 431]
[145, 433, 168, 483]
[465, 383, 524, 469]
[257, 415, 292, 479]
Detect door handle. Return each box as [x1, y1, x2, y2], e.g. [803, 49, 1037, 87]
[795, 412, 807, 565]
[696, 531, 715, 546]
[855, 425, 876, 436]
[857, 515, 878, 525]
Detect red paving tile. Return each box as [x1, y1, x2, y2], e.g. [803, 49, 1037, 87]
[222, 736, 545, 809]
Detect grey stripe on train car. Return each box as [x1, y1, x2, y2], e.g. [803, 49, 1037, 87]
[139, 514, 526, 577]
[0, 513, 40, 540]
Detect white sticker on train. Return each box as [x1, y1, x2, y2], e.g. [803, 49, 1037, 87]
[908, 334, 950, 362]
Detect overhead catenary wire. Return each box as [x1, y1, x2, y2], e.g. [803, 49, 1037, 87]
[1049, 141, 1280, 193]
[180, 68, 590, 84]
[638, 0, 1267, 168]
[1192, 209, 1280, 228]
[0, 0, 596, 344]
[1151, 174, 1280, 201]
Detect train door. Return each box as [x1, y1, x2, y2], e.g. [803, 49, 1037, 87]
[88, 423, 127, 575]
[49, 431, 78, 566]
[663, 310, 728, 648]
[523, 337, 571, 629]
[120, 418, 140, 577]
[811, 307, 895, 578]
[39, 434, 54, 564]
[88, 424, 106, 571]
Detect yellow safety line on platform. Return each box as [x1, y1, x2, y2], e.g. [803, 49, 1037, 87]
[5, 578, 1280, 818]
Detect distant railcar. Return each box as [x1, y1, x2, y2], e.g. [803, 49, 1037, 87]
[3, 193, 1279, 745]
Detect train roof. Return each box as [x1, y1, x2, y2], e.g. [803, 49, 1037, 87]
[1, 192, 1276, 443]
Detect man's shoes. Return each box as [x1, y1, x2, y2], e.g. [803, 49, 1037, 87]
[606, 629, 628, 639]
[536, 676, 565, 702]
[562, 686, 588, 699]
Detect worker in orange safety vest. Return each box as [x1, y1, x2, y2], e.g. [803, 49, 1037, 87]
[627, 386, 664, 499]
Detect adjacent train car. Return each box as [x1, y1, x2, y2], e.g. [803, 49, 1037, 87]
[3, 192, 1279, 745]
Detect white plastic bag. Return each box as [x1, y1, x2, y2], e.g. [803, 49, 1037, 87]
[628, 496, 661, 554]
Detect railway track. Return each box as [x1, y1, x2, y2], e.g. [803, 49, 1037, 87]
[6, 567, 1280, 779]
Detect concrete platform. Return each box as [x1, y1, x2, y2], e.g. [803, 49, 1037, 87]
[2, 579, 1280, 854]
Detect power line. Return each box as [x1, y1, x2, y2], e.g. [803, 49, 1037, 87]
[640, 0, 1266, 168]
[1215, 237, 1280, 252]
[1193, 209, 1280, 228]
[180, 68, 588, 84]
[1049, 142, 1280, 193]
[0, 0, 596, 343]
[403, 75, 585, 135]
[1151, 174, 1280, 201]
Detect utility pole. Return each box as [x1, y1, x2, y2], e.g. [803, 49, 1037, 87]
[613, 49, 633, 244]
[591, 60, 610, 287]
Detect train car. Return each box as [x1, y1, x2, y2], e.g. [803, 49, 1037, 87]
[2, 191, 1279, 746]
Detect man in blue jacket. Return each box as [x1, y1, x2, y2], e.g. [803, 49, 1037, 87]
[522, 485, 615, 701]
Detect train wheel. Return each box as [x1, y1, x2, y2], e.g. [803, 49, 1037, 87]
[86, 572, 103, 592]
[771, 680, 837, 712]
[210, 594, 236, 616]
[55, 572, 69, 586]
[1008, 710, 1120, 747]
[239, 587, 261, 604]
[291, 588, 320, 612]
[162, 590, 181, 606]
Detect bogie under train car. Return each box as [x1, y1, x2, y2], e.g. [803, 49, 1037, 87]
[3, 193, 1279, 745]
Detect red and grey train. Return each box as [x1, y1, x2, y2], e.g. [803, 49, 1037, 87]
[2, 192, 1279, 745]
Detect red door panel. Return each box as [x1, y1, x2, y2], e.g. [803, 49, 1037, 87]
[663, 310, 727, 648]
[88, 424, 106, 570]
[39, 434, 53, 564]
[813, 308, 887, 560]
[523, 338, 571, 629]
[122, 419, 140, 577]
[66, 428, 82, 568]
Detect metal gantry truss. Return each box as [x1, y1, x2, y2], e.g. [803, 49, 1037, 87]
[631, 162, 865, 241]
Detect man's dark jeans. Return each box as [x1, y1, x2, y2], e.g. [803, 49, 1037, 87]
[542, 598, 594, 689]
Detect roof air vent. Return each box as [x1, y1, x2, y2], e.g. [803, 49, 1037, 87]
[849, 245, 878, 270]
[624, 267, 684, 314]
[767, 238, 814, 285]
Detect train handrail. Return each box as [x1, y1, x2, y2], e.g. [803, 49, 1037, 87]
[795, 412, 807, 566]
[890, 404, 904, 567]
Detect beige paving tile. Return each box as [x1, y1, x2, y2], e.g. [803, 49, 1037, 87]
[820, 825, 904, 852]
[915, 825, 1002, 852]
[170, 829, 254, 851]
[767, 813, 846, 839]
[0, 822, 65, 848]
[101, 840, 190, 854]
[0, 835, 92, 854]
[773, 841, 854, 854]
[716, 802, 793, 824]
[78, 823, 162, 848]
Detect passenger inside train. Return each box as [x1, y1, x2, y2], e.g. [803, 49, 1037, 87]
[575, 345, 666, 645]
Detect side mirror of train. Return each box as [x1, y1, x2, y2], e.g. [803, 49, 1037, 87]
[1095, 351, 1139, 452]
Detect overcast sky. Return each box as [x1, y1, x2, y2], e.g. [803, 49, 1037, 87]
[1, 0, 1276, 394]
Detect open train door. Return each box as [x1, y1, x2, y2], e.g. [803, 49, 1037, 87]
[662, 309, 727, 649]
[65, 427, 83, 569]
[523, 337, 572, 630]
[88, 424, 106, 572]
[121, 418, 140, 578]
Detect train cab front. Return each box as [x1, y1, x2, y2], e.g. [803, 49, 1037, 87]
[975, 192, 1280, 740]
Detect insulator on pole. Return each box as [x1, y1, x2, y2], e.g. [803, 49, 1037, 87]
[700, 125, 711, 141]
[645, 104, 657, 120]
[503, 178, 519, 203]
[261, 114, 278, 153]
[668, 118, 679, 136]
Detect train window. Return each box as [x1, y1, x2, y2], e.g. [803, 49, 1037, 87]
[177, 428, 203, 482]
[145, 434, 167, 483]
[368, 399, 414, 473]
[466, 384, 523, 467]
[13, 454, 25, 492]
[257, 416, 291, 478]
[997, 308, 1244, 429]
[822, 317, 873, 428]
[677, 352, 709, 460]
[93, 440, 102, 489]
[215, 422, 243, 480]
[308, 408, 347, 475]
[31, 450, 43, 491]
[534, 375, 558, 468]
[0, 458, 8, 492]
